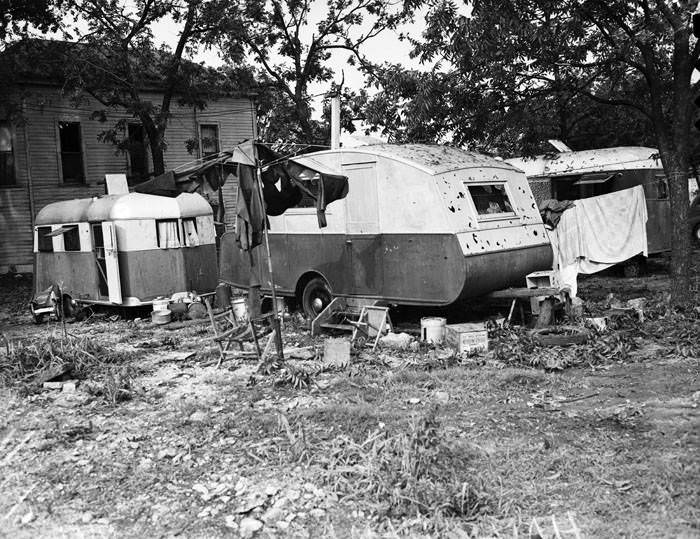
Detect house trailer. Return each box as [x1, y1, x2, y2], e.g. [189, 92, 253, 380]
[219, 144, 552, 316]
[506, 147, 673, 254]
[33, 192, 218, 309]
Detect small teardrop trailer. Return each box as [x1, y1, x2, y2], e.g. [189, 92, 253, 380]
[31, 192, 218, 321]
[219, 144, 553, 316]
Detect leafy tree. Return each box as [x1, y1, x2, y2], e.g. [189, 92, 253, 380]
[363, 0, 699, 305]
[216, 0, 413, 144]
[61, 0, 239, 176]
[0, 0, 64, 44]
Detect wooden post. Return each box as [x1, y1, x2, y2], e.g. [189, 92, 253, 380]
[254, 161, 284, 361]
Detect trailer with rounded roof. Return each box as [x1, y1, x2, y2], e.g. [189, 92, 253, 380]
[32, 192, 217, 317]
[219, 144, 552, 316]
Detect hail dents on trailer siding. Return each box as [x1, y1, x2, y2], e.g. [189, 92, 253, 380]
[219, 144, 553, 309]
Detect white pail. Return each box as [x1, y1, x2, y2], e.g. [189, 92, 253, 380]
[152, 298, 170, 312]
[231, 297, 248, 322]
[421, 317, 446, 344]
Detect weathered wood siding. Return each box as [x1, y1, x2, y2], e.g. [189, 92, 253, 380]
[0, 86, 255, 272]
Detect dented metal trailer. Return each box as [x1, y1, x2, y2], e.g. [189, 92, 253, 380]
[507, 147, 675, 256]
[219, 144, 553, 316]
[32, 192, 218, 316]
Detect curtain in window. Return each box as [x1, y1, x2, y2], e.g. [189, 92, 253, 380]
[183, 219, 200, 247]
[158, 220, 180, 248]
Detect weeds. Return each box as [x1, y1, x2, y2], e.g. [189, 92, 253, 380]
[83, 365, 139, 405]
[0, 333, 138, 388]
[320, 406, 490, 522]
[490, 327, 638, 370]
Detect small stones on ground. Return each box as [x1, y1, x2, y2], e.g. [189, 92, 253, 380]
[434, 391, 450, 404]
[157, 447, 178, 459]
[224, 515, 238, 529]
[81, 512, 94, 524]
[262, 506, 284, 524]
[408, 397, 421, 405]
[239, 517, 263, 538]
[286, 489, 301, 502]
[20, 510, 35, 525]
[309, 508, 325, 520]
[188, 411, 208, 423]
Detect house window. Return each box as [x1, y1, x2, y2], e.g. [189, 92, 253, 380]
[0, 121, 15, 186]
[199, 124, 219, 157]
[63, 226, 81, 251]
[58, 122, 85, 183]
[156, 219, 181, 248]
[37, 226, 53, 252]
[128, 123, 149, 182]
[467, 184, 515, 217]
[182, 218, 199, 247]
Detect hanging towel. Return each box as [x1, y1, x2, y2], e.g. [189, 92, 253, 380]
[549, 186, 648, 296]
[235, 165, 266, 251]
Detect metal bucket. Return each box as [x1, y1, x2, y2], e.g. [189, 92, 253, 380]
[421, 317, 446, 344]
[231, 297, 248, 322]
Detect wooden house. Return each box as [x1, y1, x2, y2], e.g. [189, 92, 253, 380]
[0, 39, 256, 273]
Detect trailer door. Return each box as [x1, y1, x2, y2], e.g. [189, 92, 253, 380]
[343, 163, 382, 295]
[101, 221, 122, 304]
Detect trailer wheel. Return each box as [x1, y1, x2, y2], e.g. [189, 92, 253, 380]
[301, 277, 332, 318]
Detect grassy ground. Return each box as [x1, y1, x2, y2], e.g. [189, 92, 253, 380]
[0, 257, 698, 538]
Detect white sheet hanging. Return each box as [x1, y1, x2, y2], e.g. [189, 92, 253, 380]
[548, 186, 648, 296]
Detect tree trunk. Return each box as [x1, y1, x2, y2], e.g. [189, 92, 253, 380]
[141, 115, 166, 176]
[665, 159, 692, 307]
[150, 145, 166, 177]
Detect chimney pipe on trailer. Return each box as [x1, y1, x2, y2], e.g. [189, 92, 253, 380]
[330, 94, 340, 149]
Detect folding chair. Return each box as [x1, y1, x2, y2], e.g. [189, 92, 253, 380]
[204, 297, 259, 367]
[350, 306, 393, 350]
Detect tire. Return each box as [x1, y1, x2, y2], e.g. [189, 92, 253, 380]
[301, 277, 332, 318]
[530, 326, 589, 347]
[62, 295, 77, 319]
[693, 224, 700, 247]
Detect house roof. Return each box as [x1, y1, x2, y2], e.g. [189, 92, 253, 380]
[0, 38, 256, 98]
[506, 147, 662, 177]
[305, 144, 517, 175]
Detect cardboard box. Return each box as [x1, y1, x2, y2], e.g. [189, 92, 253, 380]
[445, 323, 488, 354]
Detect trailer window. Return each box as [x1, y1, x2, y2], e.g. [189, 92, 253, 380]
[467, 184, 514, 217]
[37, 227, 53, 252]
[156, 219, 181, 248]
[295, 176, 320, 208]
[182, 218, 199, 247]
[653, 176, 668, 199]
[63, 226, 81, 251]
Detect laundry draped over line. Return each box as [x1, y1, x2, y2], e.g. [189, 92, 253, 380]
[548, 185, 648, 296]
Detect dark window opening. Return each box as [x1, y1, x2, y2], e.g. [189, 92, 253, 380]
[63, 226, 81, 251]
[553, 175, 612, 200]
[467, 184, 514, 216]
[37, 226, 53, 252]
[59, 122, 85, 183]
[0, 121, 15, 186]
[128, 123, 149, 183]
[199, 124, 220, 157]
[653, 176, 669, 199]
